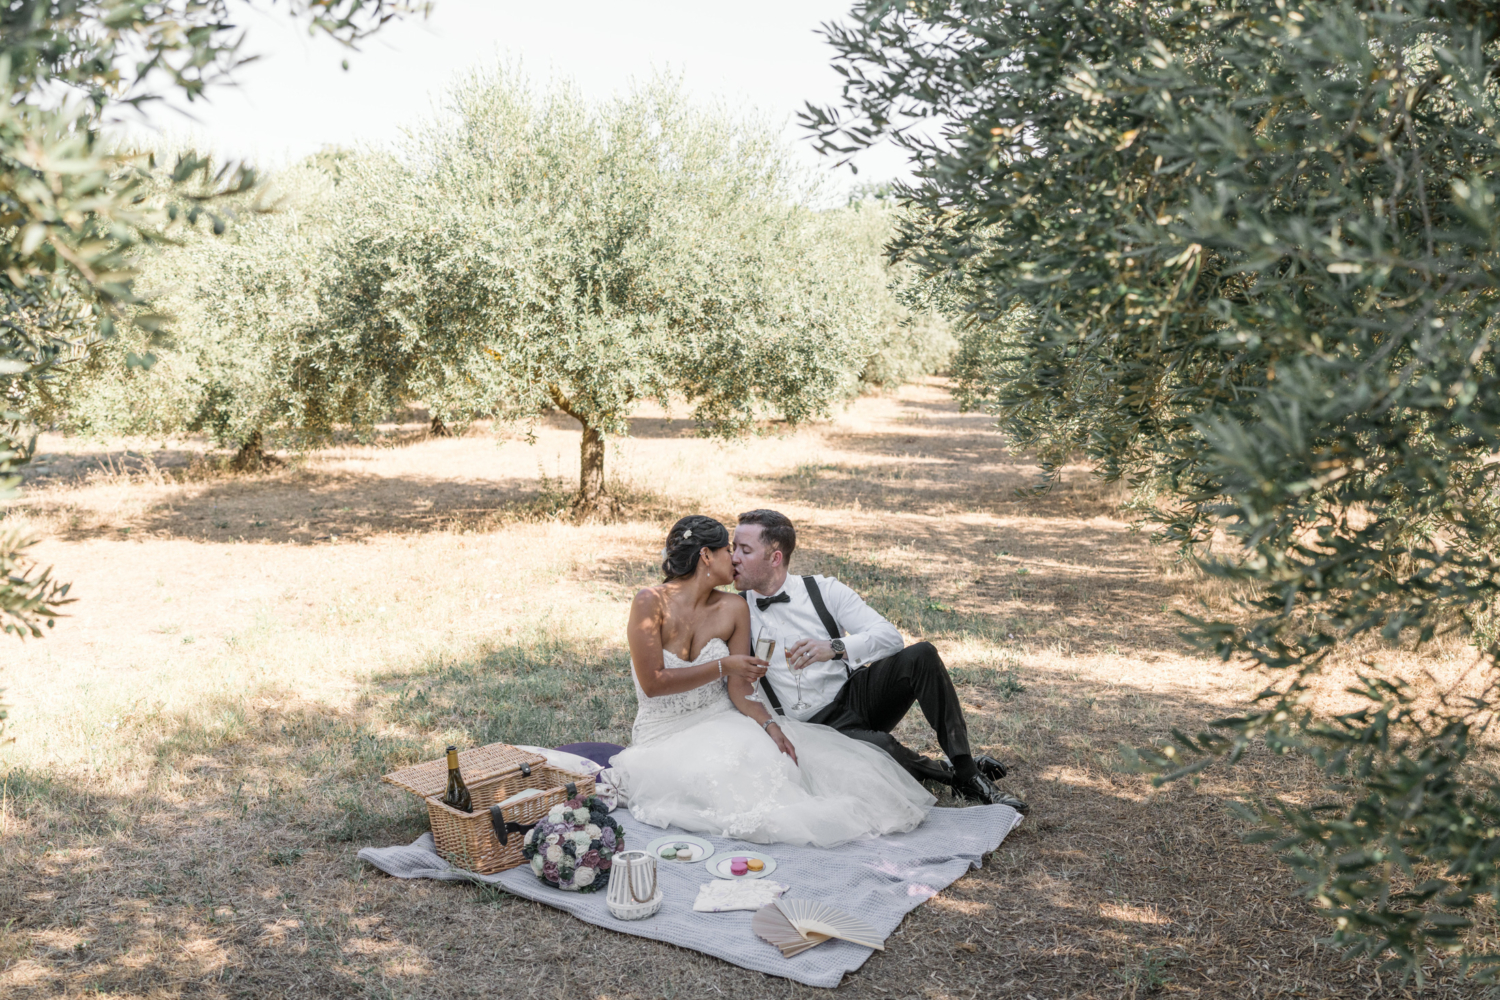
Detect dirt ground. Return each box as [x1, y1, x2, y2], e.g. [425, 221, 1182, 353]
[0, 379, 1486, 998]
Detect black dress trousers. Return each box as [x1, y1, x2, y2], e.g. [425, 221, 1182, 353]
[806, 641, 971, 785]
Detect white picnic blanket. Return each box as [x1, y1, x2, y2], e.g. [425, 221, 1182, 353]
[358, 804, 1021, 988]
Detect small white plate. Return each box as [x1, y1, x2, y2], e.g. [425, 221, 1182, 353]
[707, 851, 777, 880]
[644, 834, 716, 865]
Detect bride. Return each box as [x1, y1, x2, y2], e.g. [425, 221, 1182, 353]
[608, 515, 933, 847]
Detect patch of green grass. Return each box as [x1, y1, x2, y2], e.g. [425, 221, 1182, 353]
[378, 634, 635, 748]
[0, 767, 136, 839]
[950, 661, 1026, 700]
[806, 551, 1005, 643]
[783, 462, 840, 487]
[1115, 948, 1176, 994]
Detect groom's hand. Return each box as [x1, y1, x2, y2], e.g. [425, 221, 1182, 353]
[786, 638, 838, 671]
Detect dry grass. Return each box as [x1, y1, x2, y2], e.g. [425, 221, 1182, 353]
[0, 378, 1488, 998]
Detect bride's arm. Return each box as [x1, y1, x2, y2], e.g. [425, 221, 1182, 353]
[627, 588, 762, 697]
[725, 597, 798, 763]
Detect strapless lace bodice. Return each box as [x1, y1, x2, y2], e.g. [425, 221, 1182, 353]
[630, 637, 736, 746]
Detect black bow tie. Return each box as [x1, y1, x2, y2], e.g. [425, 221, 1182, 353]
[756, 592, 791, 611]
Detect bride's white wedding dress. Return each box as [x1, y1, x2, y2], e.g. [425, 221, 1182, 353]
[608, 638, 934, 847]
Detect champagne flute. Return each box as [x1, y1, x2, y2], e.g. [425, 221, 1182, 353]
[750, 627, 777, 703]
[790, 637, 812, 711]
[754, 626, 778, 664]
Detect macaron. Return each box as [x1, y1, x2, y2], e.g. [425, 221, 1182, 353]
[746, 858, 764, 872]
[660, 847, 677, 859]
[730, 860, 749, 876]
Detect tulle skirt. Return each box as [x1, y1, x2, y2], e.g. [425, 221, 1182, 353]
[608, 710, 934, 848]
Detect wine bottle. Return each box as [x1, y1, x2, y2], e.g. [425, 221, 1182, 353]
[442, 745, 472, 813]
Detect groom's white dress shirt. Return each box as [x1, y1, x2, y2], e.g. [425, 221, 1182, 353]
[744, 574, 905, 722]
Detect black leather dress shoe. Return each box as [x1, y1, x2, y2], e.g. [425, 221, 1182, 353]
[972, 754, 1008, 781]
[955, 773, 1031, 815]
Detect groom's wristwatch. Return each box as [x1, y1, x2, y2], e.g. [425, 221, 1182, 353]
[830, 638, 846, 660]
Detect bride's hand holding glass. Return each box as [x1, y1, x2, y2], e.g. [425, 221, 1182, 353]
[717, 654, 768, 684]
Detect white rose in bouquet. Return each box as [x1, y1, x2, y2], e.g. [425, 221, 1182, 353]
[574, 866, 596, 887]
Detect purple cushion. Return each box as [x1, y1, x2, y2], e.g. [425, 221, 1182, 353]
[554, 742, 625, 768]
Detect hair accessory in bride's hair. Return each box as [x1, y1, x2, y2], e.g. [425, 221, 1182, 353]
[682, 529, 693, 540]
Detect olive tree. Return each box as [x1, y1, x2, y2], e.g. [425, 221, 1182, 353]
[0, 2, 426, 644]
[70, 73, 879, 511]
[340, 72, 880, 511]
[836, 196, 957, 389]
[809, 0, 1500, 980]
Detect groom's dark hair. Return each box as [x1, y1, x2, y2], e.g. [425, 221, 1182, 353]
[737, 509, 796, 565]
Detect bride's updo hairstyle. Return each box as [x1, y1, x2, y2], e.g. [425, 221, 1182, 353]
[661, 515, 730, 581]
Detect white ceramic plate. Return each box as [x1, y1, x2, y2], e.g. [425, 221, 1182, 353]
[707, 851, 777, 880]
[644, 834, 716, 865]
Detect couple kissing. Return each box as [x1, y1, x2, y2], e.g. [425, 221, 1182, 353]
[606, 509, 1027, 848]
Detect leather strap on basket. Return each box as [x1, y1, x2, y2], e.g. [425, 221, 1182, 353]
[488, 805, 537, 847]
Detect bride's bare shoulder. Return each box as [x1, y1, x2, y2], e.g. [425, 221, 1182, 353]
[631, 585, 668, 612]
[708, 589, 750, 619]
[630, 581, 666, 605]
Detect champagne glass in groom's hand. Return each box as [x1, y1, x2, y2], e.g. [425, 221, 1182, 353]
[788, 635, 812, 711]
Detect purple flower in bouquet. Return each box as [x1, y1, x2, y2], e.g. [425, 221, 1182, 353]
[521, 794, 622, 894]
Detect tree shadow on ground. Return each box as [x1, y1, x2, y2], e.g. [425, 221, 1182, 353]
[0, 634, 1450, 998]
[17, 446, 211, 487]
[754, 447, 1129, 520]
[28, 467, 550, 544]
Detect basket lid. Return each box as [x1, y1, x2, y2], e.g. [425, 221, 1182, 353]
[382, 742, 548, 799]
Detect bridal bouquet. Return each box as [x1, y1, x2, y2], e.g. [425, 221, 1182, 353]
[521, 794, 623, 892]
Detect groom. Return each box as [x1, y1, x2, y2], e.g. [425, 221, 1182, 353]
[732, 509, 1027, 812]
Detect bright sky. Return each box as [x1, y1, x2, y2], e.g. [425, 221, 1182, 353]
[146, 0, 908, 196]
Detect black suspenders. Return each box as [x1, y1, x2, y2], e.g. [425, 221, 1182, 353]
[801, 576, 847, 677]
[750, 576, 846, 715]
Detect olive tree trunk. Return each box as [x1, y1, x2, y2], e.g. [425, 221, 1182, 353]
[550, 386, 618, 517]
[230, 429, 274, 472]
[577, 421, 608, 511]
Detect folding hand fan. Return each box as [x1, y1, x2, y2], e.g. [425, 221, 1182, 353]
[752, 904, 831, 957]
[773, 898, 886, 951]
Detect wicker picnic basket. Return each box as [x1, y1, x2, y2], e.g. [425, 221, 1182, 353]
[382, 742, 598, 874]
